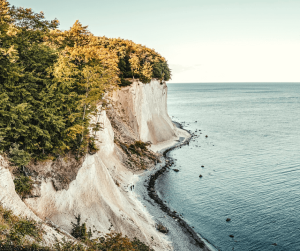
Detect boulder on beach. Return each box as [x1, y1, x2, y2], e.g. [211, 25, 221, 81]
[156, 223, 169, 233]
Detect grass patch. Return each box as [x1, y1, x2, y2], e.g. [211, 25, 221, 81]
[0, 203, 43, 247]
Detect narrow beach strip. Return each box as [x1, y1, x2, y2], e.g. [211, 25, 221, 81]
[135, 122, 218, 251]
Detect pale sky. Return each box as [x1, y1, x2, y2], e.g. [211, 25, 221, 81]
[8, 0, 300, 83]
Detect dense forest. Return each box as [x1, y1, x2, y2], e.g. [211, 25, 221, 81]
[0, 0, 171, 165]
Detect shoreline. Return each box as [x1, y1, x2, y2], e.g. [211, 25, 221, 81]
[135, 122, 217, 251]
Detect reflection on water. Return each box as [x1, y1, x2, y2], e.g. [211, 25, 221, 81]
[156, 83, 300, 251]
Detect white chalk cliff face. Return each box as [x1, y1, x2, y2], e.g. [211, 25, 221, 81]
[112, 80, 177, 144]
[0, 79, 182, 250]
[0, 156, 72, 245]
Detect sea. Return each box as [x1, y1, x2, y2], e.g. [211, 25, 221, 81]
[156, 83, 300, 251]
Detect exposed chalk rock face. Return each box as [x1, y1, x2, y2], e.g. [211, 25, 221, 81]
[112, 80, 176, 144]
[0, 156, 72, 246]
[1, 79, 180, 250]
[24, 110, 172, 250]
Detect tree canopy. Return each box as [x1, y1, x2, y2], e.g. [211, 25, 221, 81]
[0, 0, 171, 163]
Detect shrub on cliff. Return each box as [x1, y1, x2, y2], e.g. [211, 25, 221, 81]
[71, 214, 92, 241]
[0, 203, 43, 247]
[1, 204, 154, 250]
[13, 174, 33, 199]
[94, 232, 154, 251]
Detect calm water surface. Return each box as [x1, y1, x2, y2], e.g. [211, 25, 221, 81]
[156, 83, 300, 251]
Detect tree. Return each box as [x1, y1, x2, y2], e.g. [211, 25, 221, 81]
[51, 21, 119, 156]
[0, 2, 172, 164]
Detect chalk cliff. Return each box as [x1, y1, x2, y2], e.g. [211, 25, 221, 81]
[0, 79, 185, 250]
[111, 80, 177, 144]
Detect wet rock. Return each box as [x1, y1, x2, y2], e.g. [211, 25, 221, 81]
[156, 223, 168, 233]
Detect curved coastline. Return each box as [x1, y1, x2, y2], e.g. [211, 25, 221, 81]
[135, 122, 218, 251]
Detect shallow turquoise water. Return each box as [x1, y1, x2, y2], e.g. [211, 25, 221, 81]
[156, 83, 300, 251]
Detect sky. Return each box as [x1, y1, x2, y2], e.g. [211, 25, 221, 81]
[8, 0, 300, 83]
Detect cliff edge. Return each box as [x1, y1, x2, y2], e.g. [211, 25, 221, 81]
[0, 79, 188, 250]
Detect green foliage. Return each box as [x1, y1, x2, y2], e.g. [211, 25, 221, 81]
[9, 5, 59, 31]
[68, 214, 153, 250]
[54, 239, 86, 251]
[0, 1, 171, 165]
[0, 203, 43, 247]
[0, 3, 109, 161]
[53, 233, 154, 251]
[9, 143, 31, 167]
[9, 218, 41, 244]
[98, 37, 171, 84]
[0, 1, 67, 159]
[13, 174, 33, 198]
[71, 214, 92, 241]
[88, 138, 99, 155]
[152, 61, 171, 81]
[119, 77, 132, 87]
[134, 141, 150, 150]
[91, 232, 154, 251]
[0, 204, 153, 250]
[132, 237, 154, 251]
[128, 141, 150, 156]
[118, 55, 136, 79]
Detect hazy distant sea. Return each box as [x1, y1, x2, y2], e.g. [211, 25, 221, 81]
[156, 83, 300, 251]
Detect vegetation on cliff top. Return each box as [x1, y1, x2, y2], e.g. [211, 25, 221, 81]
[0, 0, 171, 164]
